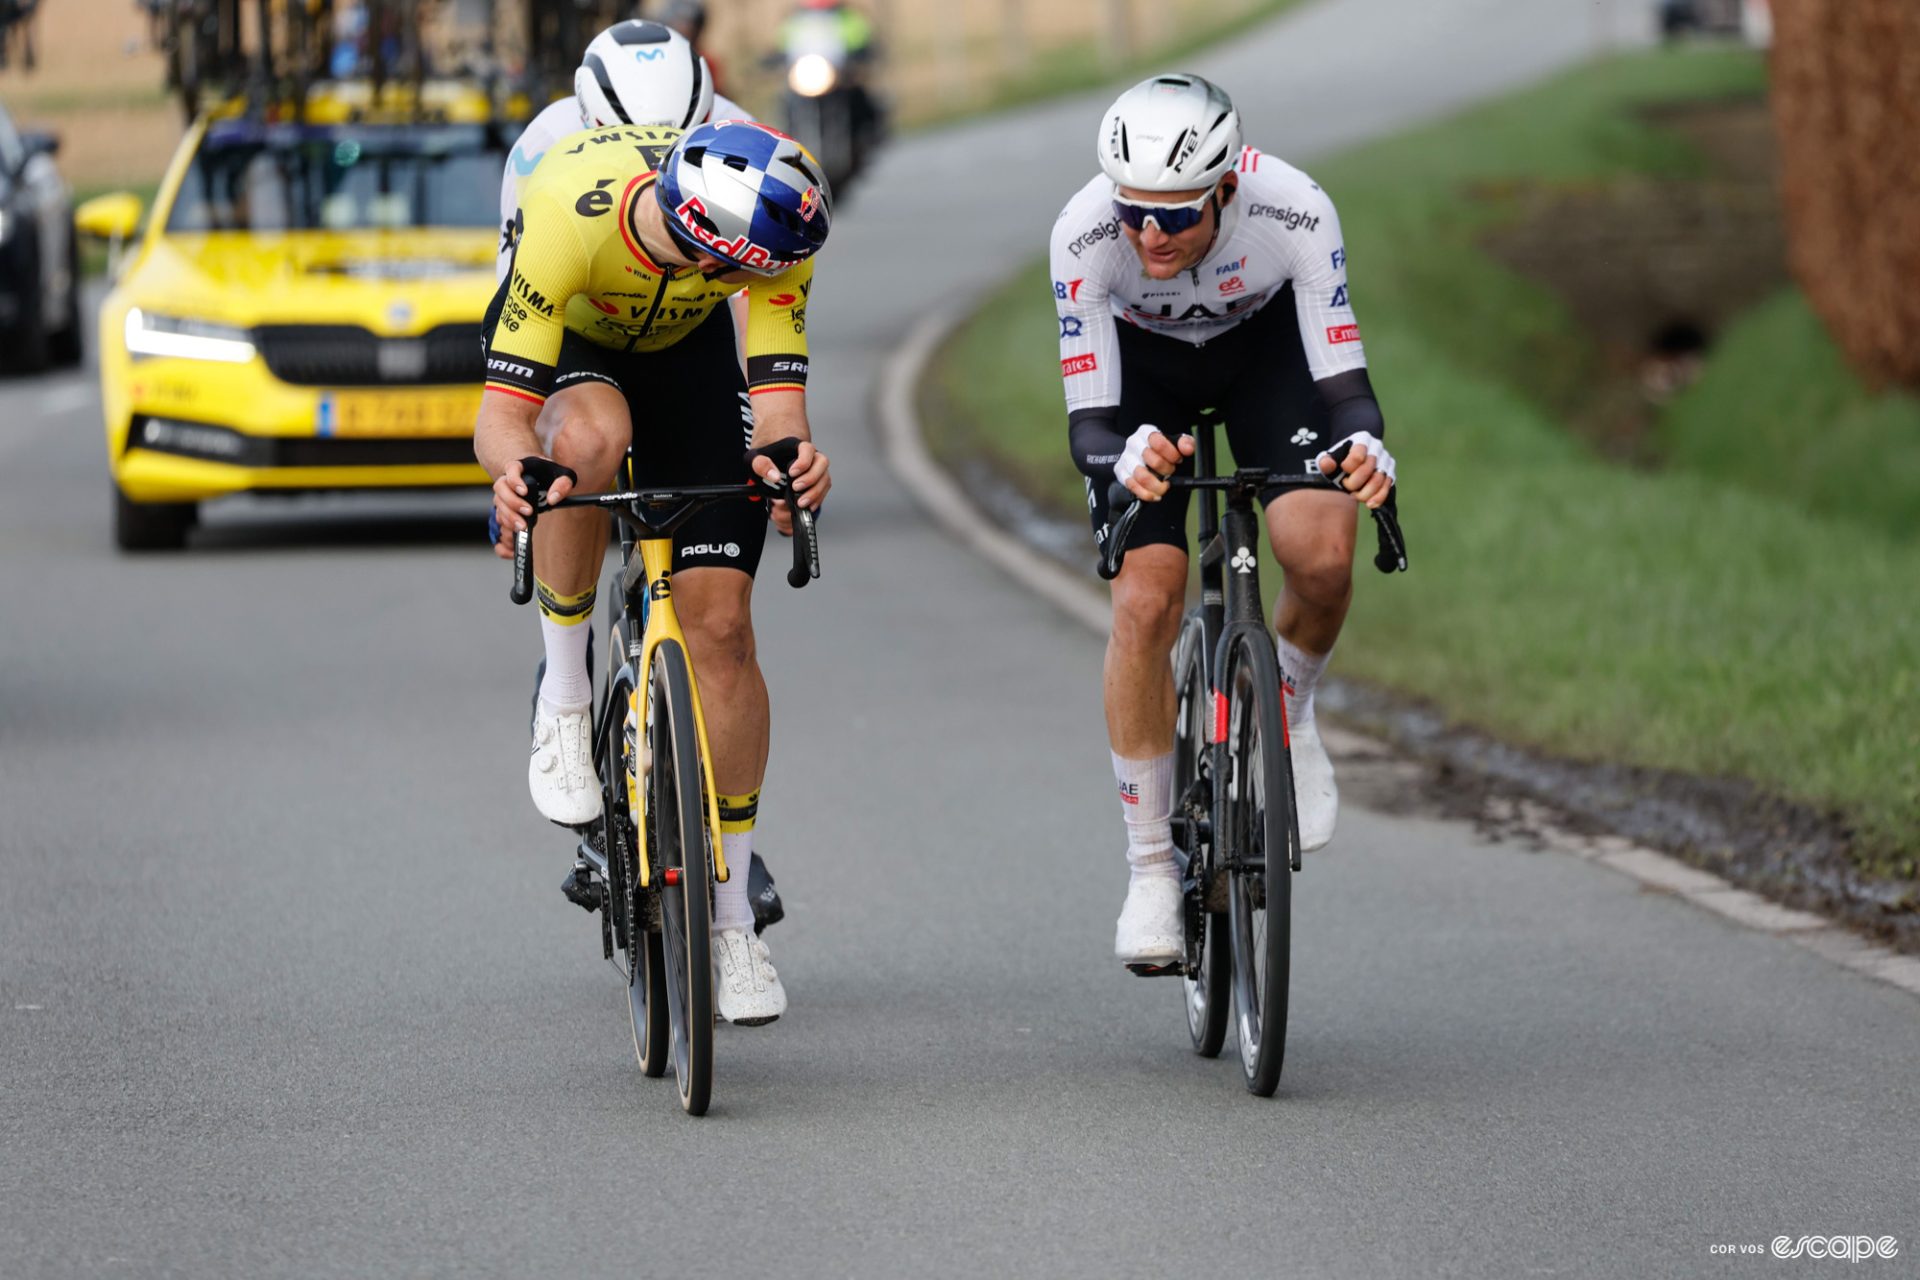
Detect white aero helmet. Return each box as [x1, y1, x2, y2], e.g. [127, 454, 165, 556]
[1097, 74, 1241, 192]
[574, 20, 714, 130]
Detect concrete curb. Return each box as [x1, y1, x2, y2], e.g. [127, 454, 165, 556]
[872, 294, 1920, 1004]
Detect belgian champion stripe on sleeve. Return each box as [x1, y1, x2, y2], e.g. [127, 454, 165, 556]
[483, 350, 557, 400]
[484, 381, 547, 405]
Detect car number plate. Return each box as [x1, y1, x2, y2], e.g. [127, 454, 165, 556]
[316, 389, 480, 437]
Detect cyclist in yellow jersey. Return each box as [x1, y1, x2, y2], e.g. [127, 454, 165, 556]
[475, 119, 833, 1025]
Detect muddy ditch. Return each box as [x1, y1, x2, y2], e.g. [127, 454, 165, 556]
[943, 421, 1917, 956]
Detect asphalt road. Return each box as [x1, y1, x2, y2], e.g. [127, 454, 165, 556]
[4, 2, 1917, 1277]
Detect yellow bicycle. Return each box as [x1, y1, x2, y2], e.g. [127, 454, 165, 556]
[510, 446, 818, 1115]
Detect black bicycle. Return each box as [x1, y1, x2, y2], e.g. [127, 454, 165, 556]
[1099, 430, 1404, 1095]
[508, 443, 819, 1116]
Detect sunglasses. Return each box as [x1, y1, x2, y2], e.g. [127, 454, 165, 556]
[1111, 186, 1217, 235]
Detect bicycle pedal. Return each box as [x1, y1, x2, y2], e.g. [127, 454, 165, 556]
[1124, 961, 1185, 978]
[560, 865, 602, 913]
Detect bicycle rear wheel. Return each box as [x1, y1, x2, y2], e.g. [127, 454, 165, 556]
[1223, 632, 1297, 1096]
[606, 607, 667, 1079]
[1174, 612, 1228, 1058]
[649, 638, 715, 1116]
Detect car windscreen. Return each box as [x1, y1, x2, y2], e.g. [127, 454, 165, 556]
[165, 122, 508, 233]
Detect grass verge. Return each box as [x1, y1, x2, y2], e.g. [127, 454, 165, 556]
[920, 47, 1920, 877]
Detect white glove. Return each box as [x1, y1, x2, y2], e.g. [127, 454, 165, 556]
[1315, 431, 1396, 489]
[1113, 423, 1175, 490]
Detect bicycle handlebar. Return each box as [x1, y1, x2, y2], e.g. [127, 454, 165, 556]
[1097, 440, 1407, 581]
[507, 464, 820, 606]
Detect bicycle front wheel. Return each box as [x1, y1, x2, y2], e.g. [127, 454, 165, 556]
[1174, 612, 1228, 1059]
[606, 607, 667, 1079]
[649, 638, 715, 1116]
[1223, 632, 1297, 1097]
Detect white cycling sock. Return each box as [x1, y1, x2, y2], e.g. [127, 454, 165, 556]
[1275, 633, 1331, 730]
[1112, 751, 1176, 878]
[713, 831, 754, 934]
[537, 613, 594, 712]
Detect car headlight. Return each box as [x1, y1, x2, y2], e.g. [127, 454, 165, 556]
[788, 54, 837, 97]
[124, 307, 256, 363]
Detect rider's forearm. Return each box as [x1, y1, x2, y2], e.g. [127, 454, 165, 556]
[748, 389, 810, 449]
[472, 391, 545, 479]
[1067, 407, 1128, 482]
[1316, 368, 1385, 440]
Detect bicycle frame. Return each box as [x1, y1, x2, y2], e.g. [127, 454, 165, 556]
[1180, 426, 1302, 884]
[511, 468, 819, 891]
[620, 529, 729, 889]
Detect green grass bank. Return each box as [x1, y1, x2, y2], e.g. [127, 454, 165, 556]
[921, 48, 1920, 877]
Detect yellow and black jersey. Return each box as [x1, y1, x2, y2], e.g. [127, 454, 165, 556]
[483, 124, 812, 406]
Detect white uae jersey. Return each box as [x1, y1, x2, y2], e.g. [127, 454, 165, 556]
[1048, 147, 1366, 414]
[496, 92, 748, 280]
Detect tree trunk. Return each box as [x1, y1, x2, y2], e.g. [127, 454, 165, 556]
[1769, 0, 1920, 388]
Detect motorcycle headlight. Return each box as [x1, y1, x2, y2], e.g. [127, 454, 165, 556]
[124, 307, 257, 363]
[788, 54, 837, 98]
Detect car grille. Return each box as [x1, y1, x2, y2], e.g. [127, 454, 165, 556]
[254, 323, 483, 386]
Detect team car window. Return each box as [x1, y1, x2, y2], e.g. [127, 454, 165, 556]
[166, 124, 507, 233]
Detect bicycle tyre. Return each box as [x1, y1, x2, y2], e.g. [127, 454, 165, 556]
[1223, 632, 1297, 1097]
[606, 608, 667, 1079]
[1174, 612, 1228, 1058]
[649, 638, 715, 1116]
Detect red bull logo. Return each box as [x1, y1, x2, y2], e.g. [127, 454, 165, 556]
[674, 194, 797, 271]
[799, 186, 820, 222]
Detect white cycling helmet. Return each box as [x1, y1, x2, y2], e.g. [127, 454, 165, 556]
[574, 20, 714, 130]
[1097, 74, 1241, 192]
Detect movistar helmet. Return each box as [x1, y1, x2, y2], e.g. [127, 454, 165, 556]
[575, 20, 713, 130]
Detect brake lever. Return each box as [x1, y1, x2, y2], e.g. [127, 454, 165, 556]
[1321, 441, 1407, 574]
[1099, 481, 1143, 581]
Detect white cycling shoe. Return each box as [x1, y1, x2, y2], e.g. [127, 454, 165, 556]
[529, 700, 599, 826]
[1114, 873, 1184, 963]
[1291, 719, 1337, 851]
[714, 928, 786, 1026]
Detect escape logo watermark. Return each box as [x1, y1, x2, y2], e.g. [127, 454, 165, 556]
[1711, 1237, 1900, 1262]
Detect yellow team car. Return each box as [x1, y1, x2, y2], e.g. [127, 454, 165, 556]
[78, 82, 516, 549]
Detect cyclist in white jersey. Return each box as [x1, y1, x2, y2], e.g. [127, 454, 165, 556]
[1050, 74, 1399, 964]
[495, 19, 748, 281]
